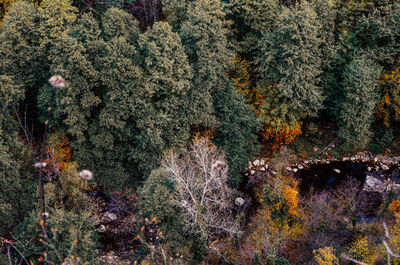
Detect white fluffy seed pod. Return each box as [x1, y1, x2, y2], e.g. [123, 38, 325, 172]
[78, 169, 94, 181]
[34, 162, 47, 168]
[211, 160, 225, 171]
[48, 75, 68, 88]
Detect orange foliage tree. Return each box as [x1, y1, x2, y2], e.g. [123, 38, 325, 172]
[238, 173, 304, 263]
[46, 132, 72, 175]
[230, 56, 302, 150]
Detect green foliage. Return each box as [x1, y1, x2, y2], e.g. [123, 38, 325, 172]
[338, 51, 381, 149]
[101, 7, 140, 42]
[34, 4, 197, 188]
[14, 165, 100, 264]
[256, 2, 324, 120]
[140, 168, 184, 248]
[132, 21, 194, 178]
[227, 0, 279, 55]
[0, 75, 36, 236]
[162, 0, 190, 29]
[15, 207, 100, 264]
[0, 1, 43, 88]
[179, 0, 233, 127]
[213, 82, 261, 187]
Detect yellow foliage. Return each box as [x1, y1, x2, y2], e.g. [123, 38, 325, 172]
[389, 200, 400, 215]
[230, 56, 264, 113]
[242, 175, 304, 261]
[377, 67, 400, 126]
[347, 236, 380, 264]
[282, 182, 300, 217]
[313, 247, 339, 265]
[230, 56, 302, 149]
[389, 213, 400, 265]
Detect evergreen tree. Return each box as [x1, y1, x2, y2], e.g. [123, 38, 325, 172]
[256, 2, 324, 121]
[338, 52, 381, 149]
[162, 0, 190, 30]
[213, 82, 261, 186]
[0, 1, 42, 88]
[70, 10, 139, 188]
[227, 0, 279, 56]
[101, 7, 140, 43]
[179, 0, 233, 127]
[133, 21, 194, 179]
[0, 75, 36, 236]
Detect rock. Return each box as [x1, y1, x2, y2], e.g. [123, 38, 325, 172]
[374, 157, 379, 162]
[260, 159, 266, 166]
[382, 164, 390, 171]
[343, 157, 348, 161]
[333, 169, 341, 174]
[387, 184, 400, 193]
[248, 161, 253, 168]
[285, 167, 292, 171]
[235, 197, 245, 206]
[97, 225, 106, 233]
[363, 175, 385, 193]
[298, 164, 304, 169]
[250, 170, 255, 175]
[260, 167, 266, 172]
[271, 171, 277, 175]
[351, 157, 356, 161]
[264, 164, 269, 169]
[367, 167, 372, 172]
[293, 168, 298, 173]
[253, 159, 260, 166]
[304, 160, 310, 164]
[104, 212, 117, 222]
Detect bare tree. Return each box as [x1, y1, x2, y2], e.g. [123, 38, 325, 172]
[162, 136, 239, 245]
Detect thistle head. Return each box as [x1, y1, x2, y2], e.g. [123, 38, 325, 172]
[211, 160, 225, 171]
[78, 169, 94, 181]
[34, 162, 47, 169]
[48, 75, 68, 88]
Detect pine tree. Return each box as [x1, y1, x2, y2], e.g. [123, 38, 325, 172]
[256, 2, 324, 120]
[0, 75, 36, 236]
[338, 51, 381, 149]
[133, 21, 194, 179]
[0, 1, 42, 89]
[213, 82, 261, 186]
[227, 0, 279, 56]
[179, 0, 233, 127]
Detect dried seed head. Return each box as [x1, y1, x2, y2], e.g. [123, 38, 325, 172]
[78, 169, 93, 180]
[34, 162, 47, 168]
[48, 75, 68, 88]
[211, 160, 225, 171]
[41, 212, 50, 218]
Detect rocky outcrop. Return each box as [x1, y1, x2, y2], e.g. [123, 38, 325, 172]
[246, 151, 400, 195]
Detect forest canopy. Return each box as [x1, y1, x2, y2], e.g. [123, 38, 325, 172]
[2, 0, 400, 264]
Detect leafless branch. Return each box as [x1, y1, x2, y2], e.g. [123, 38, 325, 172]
[162, 137, 240, 247]
[13, 103, 34, 147]
[341, 254, 369, 265]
